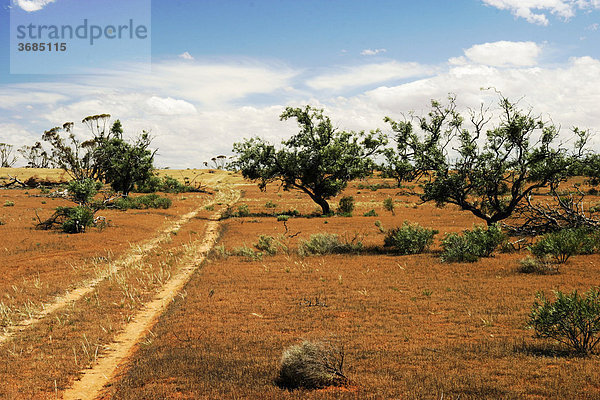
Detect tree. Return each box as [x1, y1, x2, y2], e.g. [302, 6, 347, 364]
[18, 142, 53, 168]
[95, 122, 156, 196]
[232, 105, 385, 214]
[384, 94, 586, 226]
[0, 143, 17, 167]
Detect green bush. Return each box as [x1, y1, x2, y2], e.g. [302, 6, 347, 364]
[441, 225, 506, 263]
[60, 206, 95, 233]
[236, 204, 250, 217]
[277, 215, 290, 222]
[529, 289, 600, 354]
[383, 197, 395, 215]
[383, 222, 438, 255]
[530, 228, 594, 264]
[299, 233, 362, 256]
[337, 196, 354, 216]
[254, 235, 279, 256]
[67, 178, 102, 205]
[113, 194, 172, 210]
[232, 245, 262, 261]
[277, 340, 346, 389]
[363, 209, 378, 217]
[136, 175, 193, 193]
[517, 256, 558, 275]
[3, 201, 14, 207]
[265, 201, 277, 209]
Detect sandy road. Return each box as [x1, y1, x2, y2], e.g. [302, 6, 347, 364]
[61, 187, 240, 400]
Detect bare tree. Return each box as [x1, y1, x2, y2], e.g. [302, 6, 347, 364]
[18, 142, 53, 168]
[0, 143, 17, 167]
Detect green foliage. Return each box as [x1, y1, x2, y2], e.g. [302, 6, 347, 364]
[232, 245, 262, 261]
[517, 256, 558, 275]
[254, 235, 279, 256]
[530, 228, 595, 264]
[383, 94, 587, 225]
[441, 225, 505, 263]
[113, 194, 172, 210]
[337, 196, 354, 216]
[277, 215, 290, 222]
[67, 178, 102, 205]
[58, 206, 95, 233]
[356, 182, 393, 191]
[136, 175, 194, 194]
[265, 201, 277, 209]
[236, 204, 250, 217]
[529, 289, 600, 354]
[3, 201, 14, 207]
[277, 340, 346, 389]
[299, 233, 363, 256]
[383, 222, 438, 255]
[363, 209, 378, 217]
[232, 105, 386, 214]
[383, 197, 395, 214]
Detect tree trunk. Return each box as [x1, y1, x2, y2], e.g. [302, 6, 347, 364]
[315, 196, 331, 215]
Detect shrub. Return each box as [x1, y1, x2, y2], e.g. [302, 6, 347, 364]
[441, 225, 505, 263]
[60, 206, 95, 233]
[254, 235, 279, 256]
[136, 175, 193, 193]
[3, 201, 14, 207]
[236, 204, 250, 217]
[113, 194, 172, 210]
[277, 215, 290, 222]
[517, 256, 558, 275]
[67, 178, 102, 205]
[383, 222, 437, 255]
[528, 289, 600, 354]
[299, 233, 362, 256]
[232, 245, 262, 261]
[337, 196, 354, 216]
[265, 201, 277, 209]
[277, 340, 346, 389]
[363, 209, 378, 217]
[383, 197, 395, 215]
[530, 228, 592, 264]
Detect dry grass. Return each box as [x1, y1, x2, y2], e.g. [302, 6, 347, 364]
[104, 178, 600, 399]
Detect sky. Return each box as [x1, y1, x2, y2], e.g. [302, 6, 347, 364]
[1, 0, 600, 168]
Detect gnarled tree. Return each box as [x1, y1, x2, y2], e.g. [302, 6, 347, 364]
[384, 94, 586, 226]
[232, 105, 386, 214]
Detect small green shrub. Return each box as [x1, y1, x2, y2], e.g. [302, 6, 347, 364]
[530, 228, 593, 264]
[67, 179, 102, 205]
[236, 204, 250, 217]
[517, 256, 558, 275]
[441, 225, 505, 263]
[232, 245, 262, 261]
[299, 233, 362, 256]
[363, 209, 378, 217]
[113, 194, 172, 210]
[383, 222, 438, 255]
[337, 196, 354, 216]
[265, 201, 277, 209]
[60, 206, 95, 233]
[529, 288, 600, 354]
[277, 215, 290, 222]
[254, 235, 279, 256]
[3, 201, 14, 207]
[383, 197, 395, 215]
[136, 175, 193, 194]
[277, 340, 346, 389]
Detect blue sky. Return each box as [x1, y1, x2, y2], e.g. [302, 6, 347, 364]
[1, 0, 600, 167]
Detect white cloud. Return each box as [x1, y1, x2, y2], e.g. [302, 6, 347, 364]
[361, 48, 387, 56]
[482, 0, 600, 25]
[179, 52, 194, 60]
[306, 61, 434, 91]
[463, 41, 542, 67]
[15, 0, 56, 12]
[146, 96, 197, 115]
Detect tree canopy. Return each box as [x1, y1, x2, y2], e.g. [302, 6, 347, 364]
[383, 94, 587, 225]
[232, 105, 386, 214]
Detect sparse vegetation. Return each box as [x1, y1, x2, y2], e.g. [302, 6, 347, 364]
[299, 233, 362, 256]
[4, 201, 14, 207]
[383, 197, 395, 215]
[113, 194, 172, 210]
[337, 196, 354, 216]
[529, 227, 596, 264]
[383, 222, 437, 255]
[277, 340, 346, 389]
[363, 209, 378, 217]
[441, 225, 505, 263]
[529, 289, 600, 354]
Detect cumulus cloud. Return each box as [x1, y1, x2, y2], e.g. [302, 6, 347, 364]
[146, 96, 197, 115]
[463, 41, 542, 67]
[179, 52, 194, 60]
[361, 48, 387, 56]
[482, 0, 600, 25]
[306, 61, 434, 91]
[15, 0, 56, 12]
